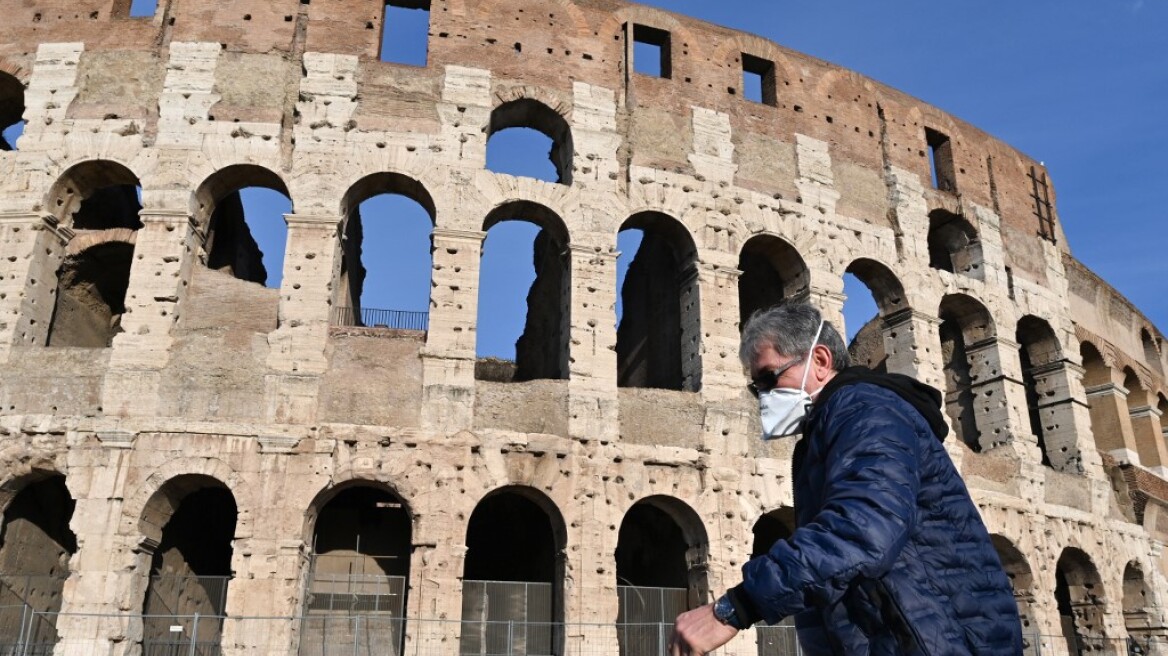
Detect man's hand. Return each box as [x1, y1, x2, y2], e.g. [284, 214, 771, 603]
[669, 604, 739, 656]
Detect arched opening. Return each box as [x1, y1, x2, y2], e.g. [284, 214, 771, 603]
[842, 259, 908, 373]
[0, 71, 24, 151]
[301, 485, 412, 654]
[1055, 548, 1107, 654]
[737, 234, 809, 330]
[486, 98, 573, 185]
[751, 508, 797, 656]
[615, 497, 708, 656]
[1123, 562, 1153, 653]
[1141, 329, 1163, 378]
[938, 294, 995, 451]
[194, 165, 291, 289]
[1159, 394, 1168, 447]
[460, 487, 565, 656]
[927, 210, 983, 278]
[337, 173, 436, 331]
[1016, 316, 1062, 467]
[617, 213, 700, 391]
[476, 202, 570, 382]
[44, 160, 143, 347]
[0, 475, 76, 652]
[990, 536, 1036, 638]
[140, 475, 237, 655]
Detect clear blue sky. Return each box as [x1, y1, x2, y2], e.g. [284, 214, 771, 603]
[639, 0, 1168, 335]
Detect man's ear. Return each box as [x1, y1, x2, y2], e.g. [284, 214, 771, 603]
[812, 344, 834, 378]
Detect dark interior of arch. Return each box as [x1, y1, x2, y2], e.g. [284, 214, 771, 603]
[615, 502, 687, 589]
[990, 536, 1034, 630]
[750, 510, 793, 559]
[464, 492, 556, 583]
[0, 72, 23, 151]
[488, 98, 573, 185]
[142, 486, 237, 648]
[1017, 317, 1060, 466]
[312, 486, 411, 578]
[72, 185, 144, 230]
[206, 191, 269, 285]
[1055, 550, 1105, 652]
[0, 475, 76, 641]
[478, 203, 569, 382]
[617, 213, 696, 391]
[927, 210, 980, 275]
[938, 314, 980, 451]
[738, 236, 809, 329]
[46, 241, 135, 348]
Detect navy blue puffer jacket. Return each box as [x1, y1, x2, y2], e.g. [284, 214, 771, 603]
[727, 367, 1022, 655]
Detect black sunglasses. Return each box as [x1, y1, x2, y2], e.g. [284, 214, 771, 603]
[747, 356, 805, 398]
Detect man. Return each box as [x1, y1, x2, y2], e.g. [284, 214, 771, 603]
[671, 303, 1022, 655]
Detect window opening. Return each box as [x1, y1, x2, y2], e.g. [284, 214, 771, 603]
[197, 167, 292, 291]
[1, 72, 25, 151]
[1028, 166, 1056, 243]
[380, 0, 431, 65]
[632, 24, 671, 78]
[742, 53, 776, 106]
[842, 272, 883, 371]
[129, 0, 157, 18]
[1055, 549, 1106, 654]
[476, 203, 569, 382]
[486, 98, 573, 185]
[927, 210, 982, 277]
[938, 295, 992, 451]
[486, 128, 559, 182]
[925, 127, 956, 192]
[737, 235, 809, 330]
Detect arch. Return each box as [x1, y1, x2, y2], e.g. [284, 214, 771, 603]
[844, 258, 907, 316]
[990, 535, 1036, 633]
[750, 506, 794, 560]
[0, 473, 76, 649]
[738, 234, 810, 328]
[1055, 547, 1107, 654]
[617, 212, 701, 391]
[477, 201, 571, 382]
[1140, 328, 1163, 378]
[0, 70, 25, 150]
[339, 171, 436, 223]
[461, 486, 566, 656]
[301, 482, 413, 654]
[1080, 340, 1111, 388]
[938, 294, 995, 451]
[1016, 316, 1063, 467]
[842, 258, 908, 372]
[615, 495, 709, 656]
[1123, 561, 1154, 653]
[487, 98, 574, 185]
[46, 159, 143, 230]
[927, 209, 983, 278]
[192, 164, 292, 288]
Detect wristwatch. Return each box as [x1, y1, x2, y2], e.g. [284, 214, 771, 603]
[713, 593, 743, 629]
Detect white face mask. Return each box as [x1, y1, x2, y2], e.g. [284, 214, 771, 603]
[758, 321, 824, 440]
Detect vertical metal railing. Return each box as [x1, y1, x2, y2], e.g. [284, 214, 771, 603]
[331, 307, 428, 332]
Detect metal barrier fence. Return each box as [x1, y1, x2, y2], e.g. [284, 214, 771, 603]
[331, 307, 428, 332]
[0, 607, 1065, 656]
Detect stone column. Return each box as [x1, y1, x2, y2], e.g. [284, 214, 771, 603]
[420, 228, 484, 433]
[1130, 404, 1168, 476]
[0, 213, 65, 358]
[103, 209, 196, 417]
[1029, 361, 1098, 475]
[1084, 382, 1140, 465]
[881, 309, 946, 391]
[403, 512, 466, 655]
[220, 537, 305, 654]
[566, 245, 618, 442]
[264, 213, 342, 424]
[965, 336, 1039, 457]
[696, 263, 743, 401]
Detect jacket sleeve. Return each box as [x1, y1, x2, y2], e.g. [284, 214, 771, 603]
[730, 388, 924, 626]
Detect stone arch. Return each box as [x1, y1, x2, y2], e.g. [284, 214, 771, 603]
[927, 209, 983, 278]
[487, 96, 574, 185]
[45, 159, 143, 230]
[738, 233, 811, 328]
[750, 506, 795, 559]
[339, 171, 437, 223]
[191, 164, 292, 287]
[990, 535, 1037, 634]
[477, 200, 571, 382]
[617, 211, 701, 391]
[1017, 316, 1063, 467]
[1055, 547, 1108, 654]
[1122, 560, 1155, 653]
[841, 257, 909, 373]
[938, 293, 995, 451]
[460, 485, 567, 656]
[123, 457, 252, 544]
[0, 69, 25, 151]
[1140, 328, 1163, 378]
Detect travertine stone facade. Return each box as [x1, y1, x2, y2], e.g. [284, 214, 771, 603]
[0, 0, 1167, 655]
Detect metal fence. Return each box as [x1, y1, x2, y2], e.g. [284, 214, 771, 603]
[331, 307, 428, 332]
[0, 605, 1086, 656]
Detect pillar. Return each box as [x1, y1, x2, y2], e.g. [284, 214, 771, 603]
[695, 263, 743, 401]
[1084, 382, 1140, 465]
[0, 212, 65, 358]
[881, 309, 946, 392]
[965, 336, 1040, 459]
[566, 244, 618, 442]
[1028, 361, 1101, 476]
[1131, 405, 1168, 476]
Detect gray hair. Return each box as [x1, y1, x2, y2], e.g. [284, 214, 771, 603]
[739, 302, 850, 371]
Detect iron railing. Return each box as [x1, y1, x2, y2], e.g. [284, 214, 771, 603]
[332, 307, 428, 332]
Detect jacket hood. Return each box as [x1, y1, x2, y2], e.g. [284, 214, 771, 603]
[815, 366, 950, 441]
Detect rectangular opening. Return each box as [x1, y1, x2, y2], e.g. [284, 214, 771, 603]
[380, 0, 431, 66]
[742, 53, 776, 106]
[925, 127, 956, 192]
[632, 24, 671, 79]
[129, 0, 157, 18]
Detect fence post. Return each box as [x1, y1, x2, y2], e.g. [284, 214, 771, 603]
[15, 601, 28, 656]
[353, 614, 360, 656]
[188, 613, 200, 656]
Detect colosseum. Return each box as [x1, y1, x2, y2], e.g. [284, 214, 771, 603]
[0, 0, 1165, 654]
